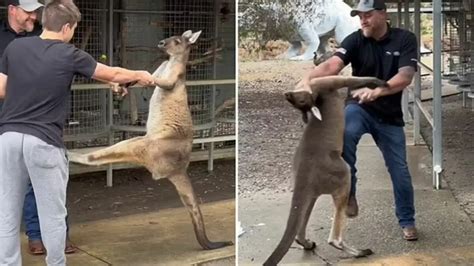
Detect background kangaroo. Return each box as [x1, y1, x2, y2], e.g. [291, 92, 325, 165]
[71, 30, 233, 250]
[264, 76, 387, 265]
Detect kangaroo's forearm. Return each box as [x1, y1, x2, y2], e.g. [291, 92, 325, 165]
[309, 76, 387, 94]
[308, 76, 353, 93]
[155, 74, 179, 90]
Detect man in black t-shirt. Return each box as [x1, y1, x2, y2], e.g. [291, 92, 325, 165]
[0, 0, 43, 110]
[0, 1, 155, 265]
[297, 0, 418, 241]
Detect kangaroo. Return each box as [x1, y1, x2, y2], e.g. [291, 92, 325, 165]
[263, 76, 388, 265]
[71, 30, 233, 250]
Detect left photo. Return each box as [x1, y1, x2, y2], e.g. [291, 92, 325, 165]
[0, 0, 236, 265]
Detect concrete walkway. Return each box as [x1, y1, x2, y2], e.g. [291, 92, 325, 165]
[238, 133, 474, 265]
[22, 200, 235, 266]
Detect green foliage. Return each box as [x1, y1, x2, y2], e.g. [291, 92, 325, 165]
[421, 14, 433, 36]
[239, 0, 301, 44]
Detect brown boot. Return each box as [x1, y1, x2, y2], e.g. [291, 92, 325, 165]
[28, 239, 46, 255]
[346, 195, 359, 218]
[402, 226, 418, 241]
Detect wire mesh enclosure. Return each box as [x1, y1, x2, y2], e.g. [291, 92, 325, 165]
[65, 1, 109, 141]
[62, 0, 235, 156]
[114, 1, 226, 136]
[442, 0, 474, 83]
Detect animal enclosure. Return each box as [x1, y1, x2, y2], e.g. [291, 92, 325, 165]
[441, 0, 474, 107]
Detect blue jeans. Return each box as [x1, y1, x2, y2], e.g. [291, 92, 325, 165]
[342, 104, 415, 227]
[23, 182, 70, 241]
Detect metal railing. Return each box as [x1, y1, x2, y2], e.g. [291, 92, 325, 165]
[410, 0, 443, 189]
[68, 79, 236, 187]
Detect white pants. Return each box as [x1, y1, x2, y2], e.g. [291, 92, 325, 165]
[0, 132, 68, 266]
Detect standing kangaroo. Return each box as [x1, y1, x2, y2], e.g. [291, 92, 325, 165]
[263, 76, 388, 265]
[72, 30, 233, 250]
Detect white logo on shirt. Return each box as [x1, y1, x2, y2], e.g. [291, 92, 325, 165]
[385, 51, 401, 56]
[336, 48, 347, 54]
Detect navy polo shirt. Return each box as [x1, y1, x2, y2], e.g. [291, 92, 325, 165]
[0, 20, 42, 110]
[0, 36, 97, 148]
[334, 25, 418, 126]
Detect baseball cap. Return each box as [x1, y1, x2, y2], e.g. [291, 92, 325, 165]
[6, 0, 44, 12]
[350, 0, 387, 17]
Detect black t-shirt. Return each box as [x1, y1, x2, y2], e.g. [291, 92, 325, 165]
[334, 25, 418, 126]
[0, 20, 42, 109]
[0, 36, 97, 148]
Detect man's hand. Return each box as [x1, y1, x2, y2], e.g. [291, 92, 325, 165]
[136, 71, 155, 86]
[351, 87, 384, 103]
[295, 78, 311, 92]
[110, 82, 128, 97]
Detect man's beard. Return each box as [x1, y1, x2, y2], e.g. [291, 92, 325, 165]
[21, 20, 35, 32]
[362, 28, 373, 38]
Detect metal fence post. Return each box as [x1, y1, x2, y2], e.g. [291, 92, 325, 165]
[106, 0, 114, 187]
[413, 0, 421, 145]
[432, 0, 443, 189]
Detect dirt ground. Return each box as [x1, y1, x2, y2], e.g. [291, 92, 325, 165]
[238, 60, 317, 196]
[238, 59, 474, 221]
[419, 95, 474, 220]
[65, 159, 235, 225]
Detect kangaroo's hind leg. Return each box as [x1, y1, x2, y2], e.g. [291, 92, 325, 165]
[295, 196, 318, 250]
[328, 184, 373, 258]
[70, 136, 148, 166]
[264, 183, 315, 266]
[168, 172, 233, 250]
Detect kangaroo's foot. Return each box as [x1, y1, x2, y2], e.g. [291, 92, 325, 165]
[295, 238, 317, 250]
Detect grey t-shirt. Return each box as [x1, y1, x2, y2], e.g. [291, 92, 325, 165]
[0, 36, 97, 148]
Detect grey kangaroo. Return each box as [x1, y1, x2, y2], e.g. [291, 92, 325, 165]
[264, 76, 388, 265]
[72, 30, 233, 250]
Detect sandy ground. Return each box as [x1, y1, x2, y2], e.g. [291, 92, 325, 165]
[238, 60, 315, 196]
[59, 159, 234, 225]
[419, 95, 474, 220]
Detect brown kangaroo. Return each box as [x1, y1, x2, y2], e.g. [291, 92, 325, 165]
[263, 76, 388, 265]
[71, 30, 233, 250]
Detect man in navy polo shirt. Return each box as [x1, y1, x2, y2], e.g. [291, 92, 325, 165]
[297, 0, 418, 241]
[0, 0, 78, 255]
[0, 0, 155, 264]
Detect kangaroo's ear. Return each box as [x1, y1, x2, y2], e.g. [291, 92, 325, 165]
[182, 30, 193, 39]
[188, 30, 202, 44]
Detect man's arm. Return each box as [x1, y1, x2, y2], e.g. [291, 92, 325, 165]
[92, 63, 154, 87]
[0, 73, 7, 99]
[381, 66, 415, 95]
[306, 56, 346, 80]
[352, 66, 415, 103]
[92, 75, 129, 97]
[296, 56, 346, 89]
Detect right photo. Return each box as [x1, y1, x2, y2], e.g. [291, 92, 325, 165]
[238, 0, 474, 265]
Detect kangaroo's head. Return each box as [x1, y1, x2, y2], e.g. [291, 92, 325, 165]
[285, 89, 322, 124]
[157, 30, 202, 57]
